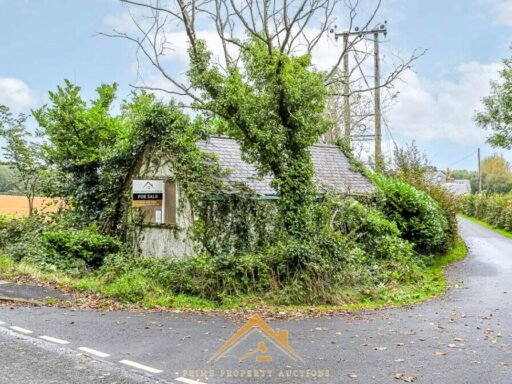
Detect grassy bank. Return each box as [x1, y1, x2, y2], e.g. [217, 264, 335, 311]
[459, 213, 512, 240]
[0, 236, 467, 312]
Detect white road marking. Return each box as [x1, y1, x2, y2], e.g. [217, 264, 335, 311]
[10, 326, 32, 334]
[78, 347, 110, 358]
[39, 335, 69, 345]
[176, 377, 207, 384]
[119, 360, 163, 374]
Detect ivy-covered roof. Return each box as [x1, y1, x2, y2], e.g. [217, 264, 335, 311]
[197, 136, 375, 196]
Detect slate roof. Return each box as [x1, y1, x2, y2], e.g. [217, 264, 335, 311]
[197, 136, 375, 196]
[444, 180, 472, 196]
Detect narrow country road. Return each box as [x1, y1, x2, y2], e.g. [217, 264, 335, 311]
[0, 217, 511, 384]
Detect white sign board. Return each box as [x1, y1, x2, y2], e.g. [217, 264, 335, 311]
[132, 180, 164, 207]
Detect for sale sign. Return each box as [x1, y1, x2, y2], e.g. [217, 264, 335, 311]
[132, 180, 164, 207]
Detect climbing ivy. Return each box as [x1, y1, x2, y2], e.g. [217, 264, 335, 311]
[34, 82, 223, 236]
[188, 39, 331, 239]
[195, 196, 280, 256]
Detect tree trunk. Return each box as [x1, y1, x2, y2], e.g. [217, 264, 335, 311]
[27, 195, 34, 216]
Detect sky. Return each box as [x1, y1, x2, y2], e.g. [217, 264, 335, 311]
[1, 0, 512, 171]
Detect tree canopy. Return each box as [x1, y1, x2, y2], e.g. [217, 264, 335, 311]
[0, 105, 46, 214]
[475, 52, 512, 148]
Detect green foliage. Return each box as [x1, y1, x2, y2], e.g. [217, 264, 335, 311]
[96, 194, 419, 305]
[195, 196, 280, 256]
[33, 82, 221, 235]
[475, 52, 512, 148]
[0, 66, 462, 308]
[452, 158, 512, 195]
[0, 165, 14, 193]
[463, 193, 512, 232]
[33, 81, 125, 224]
[335, 136, 368, 174]
[371, 173, 451, 255]
[387, 142, 459, 249]
[188, 39, 330, 237]
[39, 228, 120, 269]
[451, 169, 480, 193]
[0, 214, 45, 251]
[0, 214, 120, 275]
[480, 154, 512, 194]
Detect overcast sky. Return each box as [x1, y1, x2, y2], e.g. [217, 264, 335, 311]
[1, 0, 511, 170]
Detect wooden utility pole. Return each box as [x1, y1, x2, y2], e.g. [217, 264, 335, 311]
[374, 31, 382, 171]
[478, 147, 482, 194]
[333, 22, 387, 161]
[343, 33, 351, 139]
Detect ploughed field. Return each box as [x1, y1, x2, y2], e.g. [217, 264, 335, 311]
[0, 195, 59, 216]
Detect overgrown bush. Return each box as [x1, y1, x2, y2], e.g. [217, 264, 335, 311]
[37, 228, 120, 271]
[0, 214, 121, 275]
[96, 194, 422, 305]
[0, 214, 45, 250]
[195, 196, 280, 256]
[387, 142, 459, 249]
[371, 174, 451, 255]
[463, 193, 512, 231]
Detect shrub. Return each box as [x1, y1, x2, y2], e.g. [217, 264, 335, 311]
[371, 173, 450, 255]
[319, 195, 413, 259]
[94, 194, 422, 306]
[463, 192, 512, 231]
[420, 183, 460, 247]
[35, 228, 121, 273]
[387, 142, 459, 248]
[0, 214, 45, 250]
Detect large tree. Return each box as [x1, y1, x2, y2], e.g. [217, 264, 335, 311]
[106, 0, 420, 237]
[33, 80, 124, 223]
[481, 154, 512, 194]
[475, 52, 512, 148]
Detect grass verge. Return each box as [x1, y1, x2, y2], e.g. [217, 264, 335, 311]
[459, 213, 512, 240]
[0, 236, 468, 313]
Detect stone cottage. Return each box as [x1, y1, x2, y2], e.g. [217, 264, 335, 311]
[135, 136, 375, 258]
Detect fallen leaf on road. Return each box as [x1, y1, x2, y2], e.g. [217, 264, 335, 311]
[347, 373, 358, 379]
[500, 362, 509, 366]
[435, 351, 446, 356]
[448, 344, 456, 348]
[394, 373, 416, 382]
[454, 338, 464, 342]
[374, 347, 387, 351]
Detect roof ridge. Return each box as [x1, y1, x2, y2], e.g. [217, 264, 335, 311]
[205, 135, 342, 149]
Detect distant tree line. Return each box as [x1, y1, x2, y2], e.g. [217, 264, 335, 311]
[0, 164, 15, 194]
[452, 154, 512, 195]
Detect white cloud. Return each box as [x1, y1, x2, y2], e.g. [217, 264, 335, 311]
[491, 2, 512, 26]
[480, 0, 512, 26]
[0, 77, 36, 111]
[386, 61, 502, 145]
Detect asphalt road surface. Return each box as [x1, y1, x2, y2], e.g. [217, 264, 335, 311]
[0, 216, 511, 384]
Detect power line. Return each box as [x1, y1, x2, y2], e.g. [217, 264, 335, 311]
[445, 150, 478, 169]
